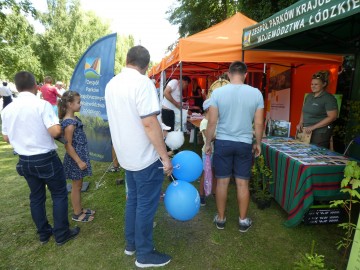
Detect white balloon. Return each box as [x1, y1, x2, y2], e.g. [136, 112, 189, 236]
[165, 131, 184, 150]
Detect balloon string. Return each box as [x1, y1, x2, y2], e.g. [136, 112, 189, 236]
[158, 158, 177, 183]
[158, 164, 180, 169]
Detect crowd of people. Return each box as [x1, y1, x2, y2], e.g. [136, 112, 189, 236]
[1, 43, 339, 268]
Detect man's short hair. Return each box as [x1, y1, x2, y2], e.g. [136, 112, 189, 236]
[182, 76, 191, 83]
[229, 61, 247, 75]
[126, 45, 150, 70]
[14, 71, 36, 92]
[44, 76, 52, 84]
[2, 81, 7, 86]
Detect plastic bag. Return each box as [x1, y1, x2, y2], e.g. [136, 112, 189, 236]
[204, 154, 212, 196]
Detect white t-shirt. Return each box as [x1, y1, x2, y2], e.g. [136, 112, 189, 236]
[162, 79, 180, 111]
[57, 88, 66, 100]
[105, 67, 161, 171]
[0, 86, 12, 97]
[1, 91, 59, 155]
[200, 118, 214, 153]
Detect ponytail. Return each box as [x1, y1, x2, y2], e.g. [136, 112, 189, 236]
[58, 90, 80, 119]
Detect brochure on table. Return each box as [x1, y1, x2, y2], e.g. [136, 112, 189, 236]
[263, 137, 349, 165]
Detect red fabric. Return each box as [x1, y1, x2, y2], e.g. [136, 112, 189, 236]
[41, 84, 58, 105]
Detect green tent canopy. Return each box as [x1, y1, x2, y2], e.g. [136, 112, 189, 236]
[242, 0, 360, 54]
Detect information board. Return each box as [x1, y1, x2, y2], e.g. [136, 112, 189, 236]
[304, 208, 345, 225]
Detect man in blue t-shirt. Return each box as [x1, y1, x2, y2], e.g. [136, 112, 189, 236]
[205, 61, 264, 232]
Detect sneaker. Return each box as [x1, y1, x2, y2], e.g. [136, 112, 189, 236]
[213, 214, 226, 230]
[124, 245, 136, 256]
[107, 166, 120, 172]
[239, 217, 252, 232]
[200, 196, 206, 206]
[39, 232, 52, 245]
[135, 250, 171, 268]
[55, 227, 80, 246]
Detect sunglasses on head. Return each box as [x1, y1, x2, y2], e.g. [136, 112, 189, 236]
[312, 74, 322, 79]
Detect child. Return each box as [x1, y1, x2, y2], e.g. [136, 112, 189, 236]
[58, 91, 95, 222]
[199, 99, 216, 206]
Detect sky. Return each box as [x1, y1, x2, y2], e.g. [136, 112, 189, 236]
[29, 0, 180, 62]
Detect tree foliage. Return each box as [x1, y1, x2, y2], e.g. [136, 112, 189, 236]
[0, 0, 37, 27]
[0, 11, 41, 80]
[167, 0, 298, 38]
[36, 0, 111, 83]
[0, 0, 135, 84]
[114, 34, 135, 75]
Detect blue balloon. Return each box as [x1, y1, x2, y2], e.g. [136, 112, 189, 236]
[171, 150, 203, 182]
[164, 180, 200, 221]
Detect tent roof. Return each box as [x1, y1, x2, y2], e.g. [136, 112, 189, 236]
[149, 12, 343, 77]
[242, 0, 360, 54]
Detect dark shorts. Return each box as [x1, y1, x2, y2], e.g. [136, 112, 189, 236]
[213, 139, 253, 180]
[161, 108, 175, 132]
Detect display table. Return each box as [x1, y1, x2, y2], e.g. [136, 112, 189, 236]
[262, 137, 349, 227]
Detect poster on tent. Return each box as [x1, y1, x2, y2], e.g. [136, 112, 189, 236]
[267, 65, 291, 121]
[69, 33, 117, 162]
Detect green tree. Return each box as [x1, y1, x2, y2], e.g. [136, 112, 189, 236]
[0, 0, 37, 31]
[0, 11, 41, 80]
[114, 34, 135, 75]
[167, 0, 298, 38]
[239, 0, 298, 22]
[36, 0, 111, 83]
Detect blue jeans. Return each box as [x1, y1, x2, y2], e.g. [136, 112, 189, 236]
[16, 150, 70, 242]
[125, 159, 164, 259]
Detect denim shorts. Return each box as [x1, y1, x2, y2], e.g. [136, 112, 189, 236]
[213, 139, 253, 180]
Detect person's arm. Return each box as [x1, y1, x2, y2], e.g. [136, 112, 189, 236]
[3, 134, 9, 143]
[142, 115, 173, 176]
[63, 124, 87, 170]
[303, 110, 338, 134]
[47, 125, 62, 138]
[164, 85, 181, 109]
[253, 108, 264, 157]
[205, 106, 218, 154]
[296, 112, 304, 132]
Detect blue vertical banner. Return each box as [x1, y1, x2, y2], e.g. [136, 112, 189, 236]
[70, 33, 117, 162]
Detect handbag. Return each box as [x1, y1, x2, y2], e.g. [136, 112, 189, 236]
[295, 130, 312, 144]
[204, 154, 213, 196]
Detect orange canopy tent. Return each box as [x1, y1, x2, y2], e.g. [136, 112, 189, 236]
[150, 12, 344, 136]
[148, 12, 342, 78]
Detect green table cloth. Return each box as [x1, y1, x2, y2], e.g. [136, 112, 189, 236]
[262, 137, 348, 227]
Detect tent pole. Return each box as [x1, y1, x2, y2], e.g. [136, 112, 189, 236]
[180, 61, 183, 132]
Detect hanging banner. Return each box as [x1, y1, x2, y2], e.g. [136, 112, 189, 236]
[69, 33, 117, 162]
[243, 0, 360, 50]
[268, 65, 291, 121]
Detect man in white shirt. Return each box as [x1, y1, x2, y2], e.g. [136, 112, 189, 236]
[1, 71, 80, 246]
[0, 81, 13, 109]
[105, 46, 173, 268]
[161, 76, 191, 131]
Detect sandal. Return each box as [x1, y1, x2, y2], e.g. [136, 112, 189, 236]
[107, 166, 120, 172]
[72, 212, 94, 222]
[82, 208, 95, 215]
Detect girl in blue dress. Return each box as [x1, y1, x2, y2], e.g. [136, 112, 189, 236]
[59, 91, 94, 222]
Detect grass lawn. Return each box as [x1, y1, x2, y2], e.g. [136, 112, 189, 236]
[0, 134, 348, 270]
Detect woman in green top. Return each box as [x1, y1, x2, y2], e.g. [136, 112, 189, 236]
[296, 70, 338, 148]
